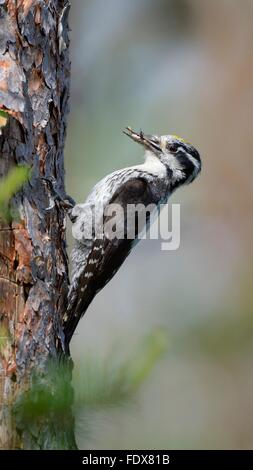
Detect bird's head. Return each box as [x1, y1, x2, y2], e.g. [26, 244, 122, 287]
[124, 127, 201, 187]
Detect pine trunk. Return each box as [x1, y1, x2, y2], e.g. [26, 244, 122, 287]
[0, 0, 77, 449]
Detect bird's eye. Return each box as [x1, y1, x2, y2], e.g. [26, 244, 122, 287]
[167, 142, 179, 153]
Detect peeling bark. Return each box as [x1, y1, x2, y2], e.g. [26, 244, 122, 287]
[0, 0, 76, 449]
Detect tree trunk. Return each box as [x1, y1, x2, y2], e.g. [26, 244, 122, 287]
[0, 0, 77, 449]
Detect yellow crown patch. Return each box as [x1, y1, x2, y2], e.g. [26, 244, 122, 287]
[172, 134, 186, 142]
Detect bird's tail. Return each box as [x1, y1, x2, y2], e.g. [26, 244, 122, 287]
[63, 281, 96, 345]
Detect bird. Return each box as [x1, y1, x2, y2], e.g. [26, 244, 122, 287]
[62, 127, 202, 344]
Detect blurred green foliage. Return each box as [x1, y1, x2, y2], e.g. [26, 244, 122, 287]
[0, 109, 8, 135]
[15, 329, 168, 425]
[74, 328, 168, 409]
[0, 165, 31, 221]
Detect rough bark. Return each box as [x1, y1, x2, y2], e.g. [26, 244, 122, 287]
[0, 0, 76, 449]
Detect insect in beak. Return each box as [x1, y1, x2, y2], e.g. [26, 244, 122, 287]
[123, 126, 161, 153]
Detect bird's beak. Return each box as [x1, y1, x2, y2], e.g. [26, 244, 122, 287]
[123, 127, 161, 153]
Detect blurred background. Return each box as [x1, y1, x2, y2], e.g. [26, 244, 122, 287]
[65, 0, 253, 449]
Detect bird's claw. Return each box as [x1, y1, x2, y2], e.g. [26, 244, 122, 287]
[41, 176, 75, 213]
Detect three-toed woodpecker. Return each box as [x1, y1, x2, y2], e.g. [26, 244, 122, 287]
[63, 127, 201, 343]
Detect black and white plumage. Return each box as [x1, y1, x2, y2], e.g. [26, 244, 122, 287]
[64, 128, 201, 343]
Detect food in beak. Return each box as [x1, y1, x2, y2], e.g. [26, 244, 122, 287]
[123, 127, 161, 152]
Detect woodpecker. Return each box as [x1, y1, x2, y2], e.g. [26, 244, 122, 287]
[62, 127, 201, 343]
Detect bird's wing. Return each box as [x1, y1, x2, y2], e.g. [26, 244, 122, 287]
[68, 167, 155, 295]
[64, 176, 156, 342]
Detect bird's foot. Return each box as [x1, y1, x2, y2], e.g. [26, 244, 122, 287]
[41, 176, 76, 215]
